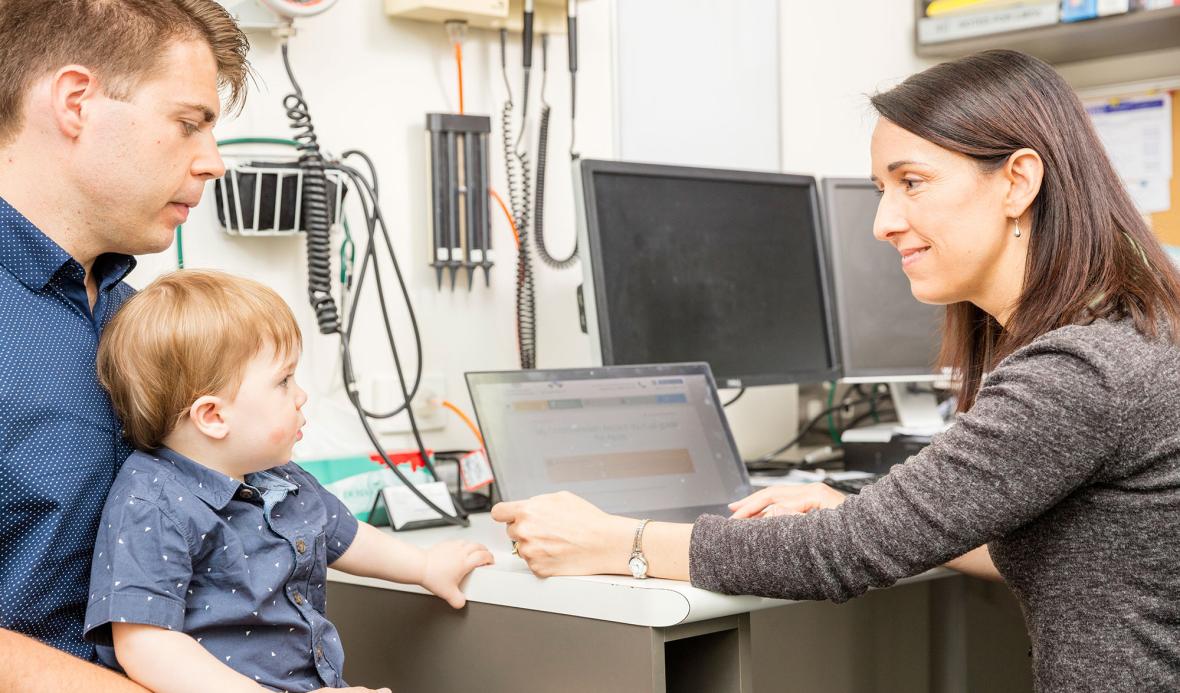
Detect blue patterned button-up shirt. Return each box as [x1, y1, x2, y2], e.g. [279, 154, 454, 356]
[84, 448, 359, 691]
[0, 195, 136, 659]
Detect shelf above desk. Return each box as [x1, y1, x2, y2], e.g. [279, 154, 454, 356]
[915, 6, 1180, 65]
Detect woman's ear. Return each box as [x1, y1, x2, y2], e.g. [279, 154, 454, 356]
[1002, 147, 1044, 222]
[188, 395, 229, 440]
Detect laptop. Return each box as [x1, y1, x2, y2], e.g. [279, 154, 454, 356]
[465, 363, 753, 522]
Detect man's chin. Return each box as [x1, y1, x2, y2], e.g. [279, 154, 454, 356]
[114, 229, 176, 258]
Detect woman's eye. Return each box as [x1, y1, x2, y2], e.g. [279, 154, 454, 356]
[902, 178, 924, 191]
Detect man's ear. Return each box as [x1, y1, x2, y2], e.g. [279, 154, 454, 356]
[189, 395, 229, 440]
[49, 65, 100, 140]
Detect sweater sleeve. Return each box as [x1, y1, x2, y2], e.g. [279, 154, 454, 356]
[689, 328, 1123, 601]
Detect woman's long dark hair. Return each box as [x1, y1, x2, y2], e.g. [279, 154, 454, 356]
[870, 50, 1180, 411]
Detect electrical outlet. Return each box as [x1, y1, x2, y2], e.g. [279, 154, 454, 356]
[366, 373, 448, 434]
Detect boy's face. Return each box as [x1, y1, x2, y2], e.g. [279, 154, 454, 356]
[220, 345, 307, 471]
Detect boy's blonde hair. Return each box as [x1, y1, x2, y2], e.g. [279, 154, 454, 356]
[98, 270, 302, 451]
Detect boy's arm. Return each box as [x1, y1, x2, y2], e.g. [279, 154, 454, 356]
[330, 523, 493, 608]
[329, 522, 429, 584]
[111, 623, 265, 693]
[0, 628, 149, 693]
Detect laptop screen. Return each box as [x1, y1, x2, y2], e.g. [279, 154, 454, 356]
[466, 364, 751, 515]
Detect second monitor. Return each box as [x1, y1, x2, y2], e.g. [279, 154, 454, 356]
[822, 177, 945, 430]
[574, 159, 840, 389]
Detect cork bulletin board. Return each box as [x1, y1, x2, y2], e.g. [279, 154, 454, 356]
[1149, 89, 1180, 249]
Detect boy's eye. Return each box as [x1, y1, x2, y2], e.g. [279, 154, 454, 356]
[279, 375, 291, 387]
[180, 121, 200, 136]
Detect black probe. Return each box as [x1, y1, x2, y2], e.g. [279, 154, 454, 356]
[517, 0, 535, 148]
[567, 0, 579, 159]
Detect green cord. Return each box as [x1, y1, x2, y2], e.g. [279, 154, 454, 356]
[176, 225, 184, 269]
[216, 137, 300, 148]
[340, 217, 355, 284]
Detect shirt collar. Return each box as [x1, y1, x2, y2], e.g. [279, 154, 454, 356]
[154, 447, 247, 511]
[0, 195, 136, 292]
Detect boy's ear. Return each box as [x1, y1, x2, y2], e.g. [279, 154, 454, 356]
[189, 395, 229, 440]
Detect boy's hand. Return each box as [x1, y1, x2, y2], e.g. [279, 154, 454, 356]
[421, 540, 494, 608]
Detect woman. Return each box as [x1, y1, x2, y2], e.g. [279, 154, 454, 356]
[491, 49, 1180, 690]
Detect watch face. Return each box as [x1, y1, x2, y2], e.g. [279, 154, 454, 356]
[629, 555, 648, 578]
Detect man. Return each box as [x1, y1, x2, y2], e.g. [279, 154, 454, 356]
[0, 2, 236, 689]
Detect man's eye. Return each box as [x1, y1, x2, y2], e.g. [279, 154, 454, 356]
[180, 122, 199, 136]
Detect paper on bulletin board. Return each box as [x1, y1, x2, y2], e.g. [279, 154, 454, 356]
[1085, 93, 1172, 214]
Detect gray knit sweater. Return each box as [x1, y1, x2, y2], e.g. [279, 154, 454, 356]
[690, 318, 1180, 691]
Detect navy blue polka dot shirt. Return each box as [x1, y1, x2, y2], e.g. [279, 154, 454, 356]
[85, 449, 359, 692]
[0, 195, 136, 660]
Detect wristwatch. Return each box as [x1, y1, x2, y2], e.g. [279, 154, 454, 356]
[628, 519, 652, 579]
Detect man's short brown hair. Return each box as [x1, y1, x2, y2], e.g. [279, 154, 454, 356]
[0, 0, 250, 145]
[98, 270, 302, 451]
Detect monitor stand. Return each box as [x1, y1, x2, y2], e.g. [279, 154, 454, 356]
[888, 382, 945, 433]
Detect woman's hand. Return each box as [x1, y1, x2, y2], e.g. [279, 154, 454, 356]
[728, 483, 848, 518]
[490, 491, 635, 577]
[420, 540, 495, 608]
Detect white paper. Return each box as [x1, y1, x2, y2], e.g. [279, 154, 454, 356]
[1086, 93, 1172, 182]
[384, 481, 457, 530]
[1126, 177, 1172, 215]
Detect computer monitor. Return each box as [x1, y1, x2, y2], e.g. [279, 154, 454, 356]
[574, 159, 840, 389]
[821, 177, 945, 429]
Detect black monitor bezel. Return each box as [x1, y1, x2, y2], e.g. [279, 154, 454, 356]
[578, 159, 842, 388]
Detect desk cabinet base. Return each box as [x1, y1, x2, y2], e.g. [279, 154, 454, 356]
[327, 576, 1029, 693]
[327, 583, 751, 693]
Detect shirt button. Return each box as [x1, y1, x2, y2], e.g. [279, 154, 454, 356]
[293, 592, 304, 605]
[296, 539, 307, 554]
[240, 489, 253, 499]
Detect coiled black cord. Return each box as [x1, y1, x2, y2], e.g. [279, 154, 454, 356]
[533, 35, 577, 270]
[281, 40, 465, 526]
[281, 41, 338, 335]
[501, 29, 537, 369]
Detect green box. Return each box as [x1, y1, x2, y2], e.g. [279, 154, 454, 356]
[297, 455, 434, 522]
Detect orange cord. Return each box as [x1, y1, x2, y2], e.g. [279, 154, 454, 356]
[489, 188, 519, 247]
[454, 42, 465, 115]
[440, 399, 484, 447]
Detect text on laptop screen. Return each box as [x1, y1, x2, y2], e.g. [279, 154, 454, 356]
[471, 372, 749, 514]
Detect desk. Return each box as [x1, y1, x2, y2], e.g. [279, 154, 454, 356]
[325, 515, 1028, 692]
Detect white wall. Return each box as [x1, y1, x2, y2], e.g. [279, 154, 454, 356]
[776, 1, 932, 179]
[614, 0, 781, 170]
[133, 0, 616, 459]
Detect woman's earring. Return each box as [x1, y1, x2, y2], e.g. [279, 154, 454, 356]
[1012, 218, 1022, 238]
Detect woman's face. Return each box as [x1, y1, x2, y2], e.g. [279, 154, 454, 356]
[870, 119, 1019, 312]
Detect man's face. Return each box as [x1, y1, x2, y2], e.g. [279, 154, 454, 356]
[72, 39, 225, 255]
